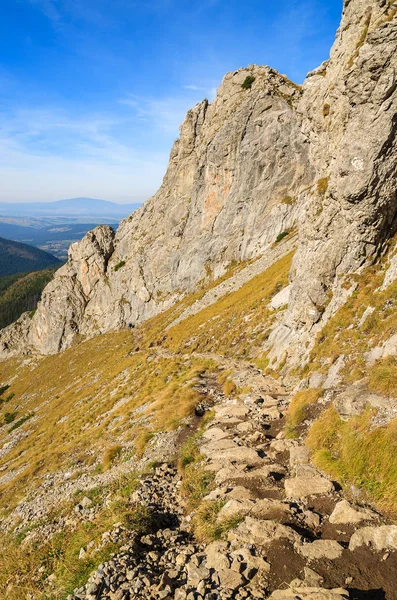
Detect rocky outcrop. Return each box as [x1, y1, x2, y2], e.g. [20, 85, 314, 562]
[271, 0, 397, 363]
[1, 0, 396, 358]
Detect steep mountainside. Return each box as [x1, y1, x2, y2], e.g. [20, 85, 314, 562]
[0, 237, 61, 278]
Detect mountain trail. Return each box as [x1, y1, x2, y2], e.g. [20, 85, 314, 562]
[68, 362, 397, 600]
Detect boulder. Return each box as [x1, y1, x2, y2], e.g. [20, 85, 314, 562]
[349, 525, 397, 552]
[297, 540, 344, 561]
[289, 445, 310, 468]
[204, 541, 231, 571]
[271, 285, 291, 310]
[212, 446, 264, 467]
[200, 439, 237, 456]
[284, 467, 334, 500]
[334, 385, 393, 420]
[202, 427, 231, 441]
[228, 517, 300, 546]
[329, 500, 375, 525]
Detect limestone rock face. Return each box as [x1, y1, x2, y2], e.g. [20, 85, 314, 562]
[1, 65, 312, 356]
[1, 0, 396, 358]
[29, 226, 115, 354]
[271, 0, 397, 362]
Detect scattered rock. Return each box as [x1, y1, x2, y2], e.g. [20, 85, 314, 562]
[329, 500, 375, 525]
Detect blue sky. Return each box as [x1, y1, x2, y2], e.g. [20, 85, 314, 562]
[0, 0, 343, 204]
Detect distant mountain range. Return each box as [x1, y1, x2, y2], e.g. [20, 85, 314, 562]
[0, 237, 61, 278]
[0, 198, 141, 219]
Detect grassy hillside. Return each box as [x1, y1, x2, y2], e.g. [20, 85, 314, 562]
[0, 253, 291, 510]
[0, 242, 396, 597]
[0, 267, 59, 330]
[0, 237, 60, 277]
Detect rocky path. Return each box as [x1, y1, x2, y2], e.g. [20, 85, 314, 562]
[70, 364, 397, 600]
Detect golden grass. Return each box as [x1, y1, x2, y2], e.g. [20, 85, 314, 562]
[157, 252, 293, 359]
[102, 444, 123, 471]
[192, 501, 243, 543]
[307, 406, 397, 515]
[317, 176, 330, 196]
[285, 388, 323, 438]
[0, 334, 215, 511]
[223, 379, 237, 396]
[346, 13, 371, 69]
[308, 244, 397, 384]
[368, 357, 397, 398]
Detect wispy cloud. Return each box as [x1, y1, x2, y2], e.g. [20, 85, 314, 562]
[0, 104, 169, 202]
[28, 0, 61, 24]
[119, 90, 209, 133]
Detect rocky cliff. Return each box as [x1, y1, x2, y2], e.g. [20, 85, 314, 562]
[271, 0, 397, 364]
[1, 0, 396, 359]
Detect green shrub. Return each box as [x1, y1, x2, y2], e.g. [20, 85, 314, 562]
[114, 260, 126, 272]
[8, 413, 34, 433]
[0, 385, 10, 397]
[102, 444, 123, 470]
[223, 379, 237, 396]
[285, 389, 323, 438]
[241, 75, 255, 90]
[307, 406, 397, 514]
[4, 412, 17, 424]
[323, 103, 330, 117]
[368, 357, 397, 398]
[275, 231, 290, 243]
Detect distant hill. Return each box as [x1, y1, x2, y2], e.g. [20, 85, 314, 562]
[0, 237, 61, 277]
[0, 222, 116, 260]
[0, 198, 141, 219]
[0, 267, 59, 330]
